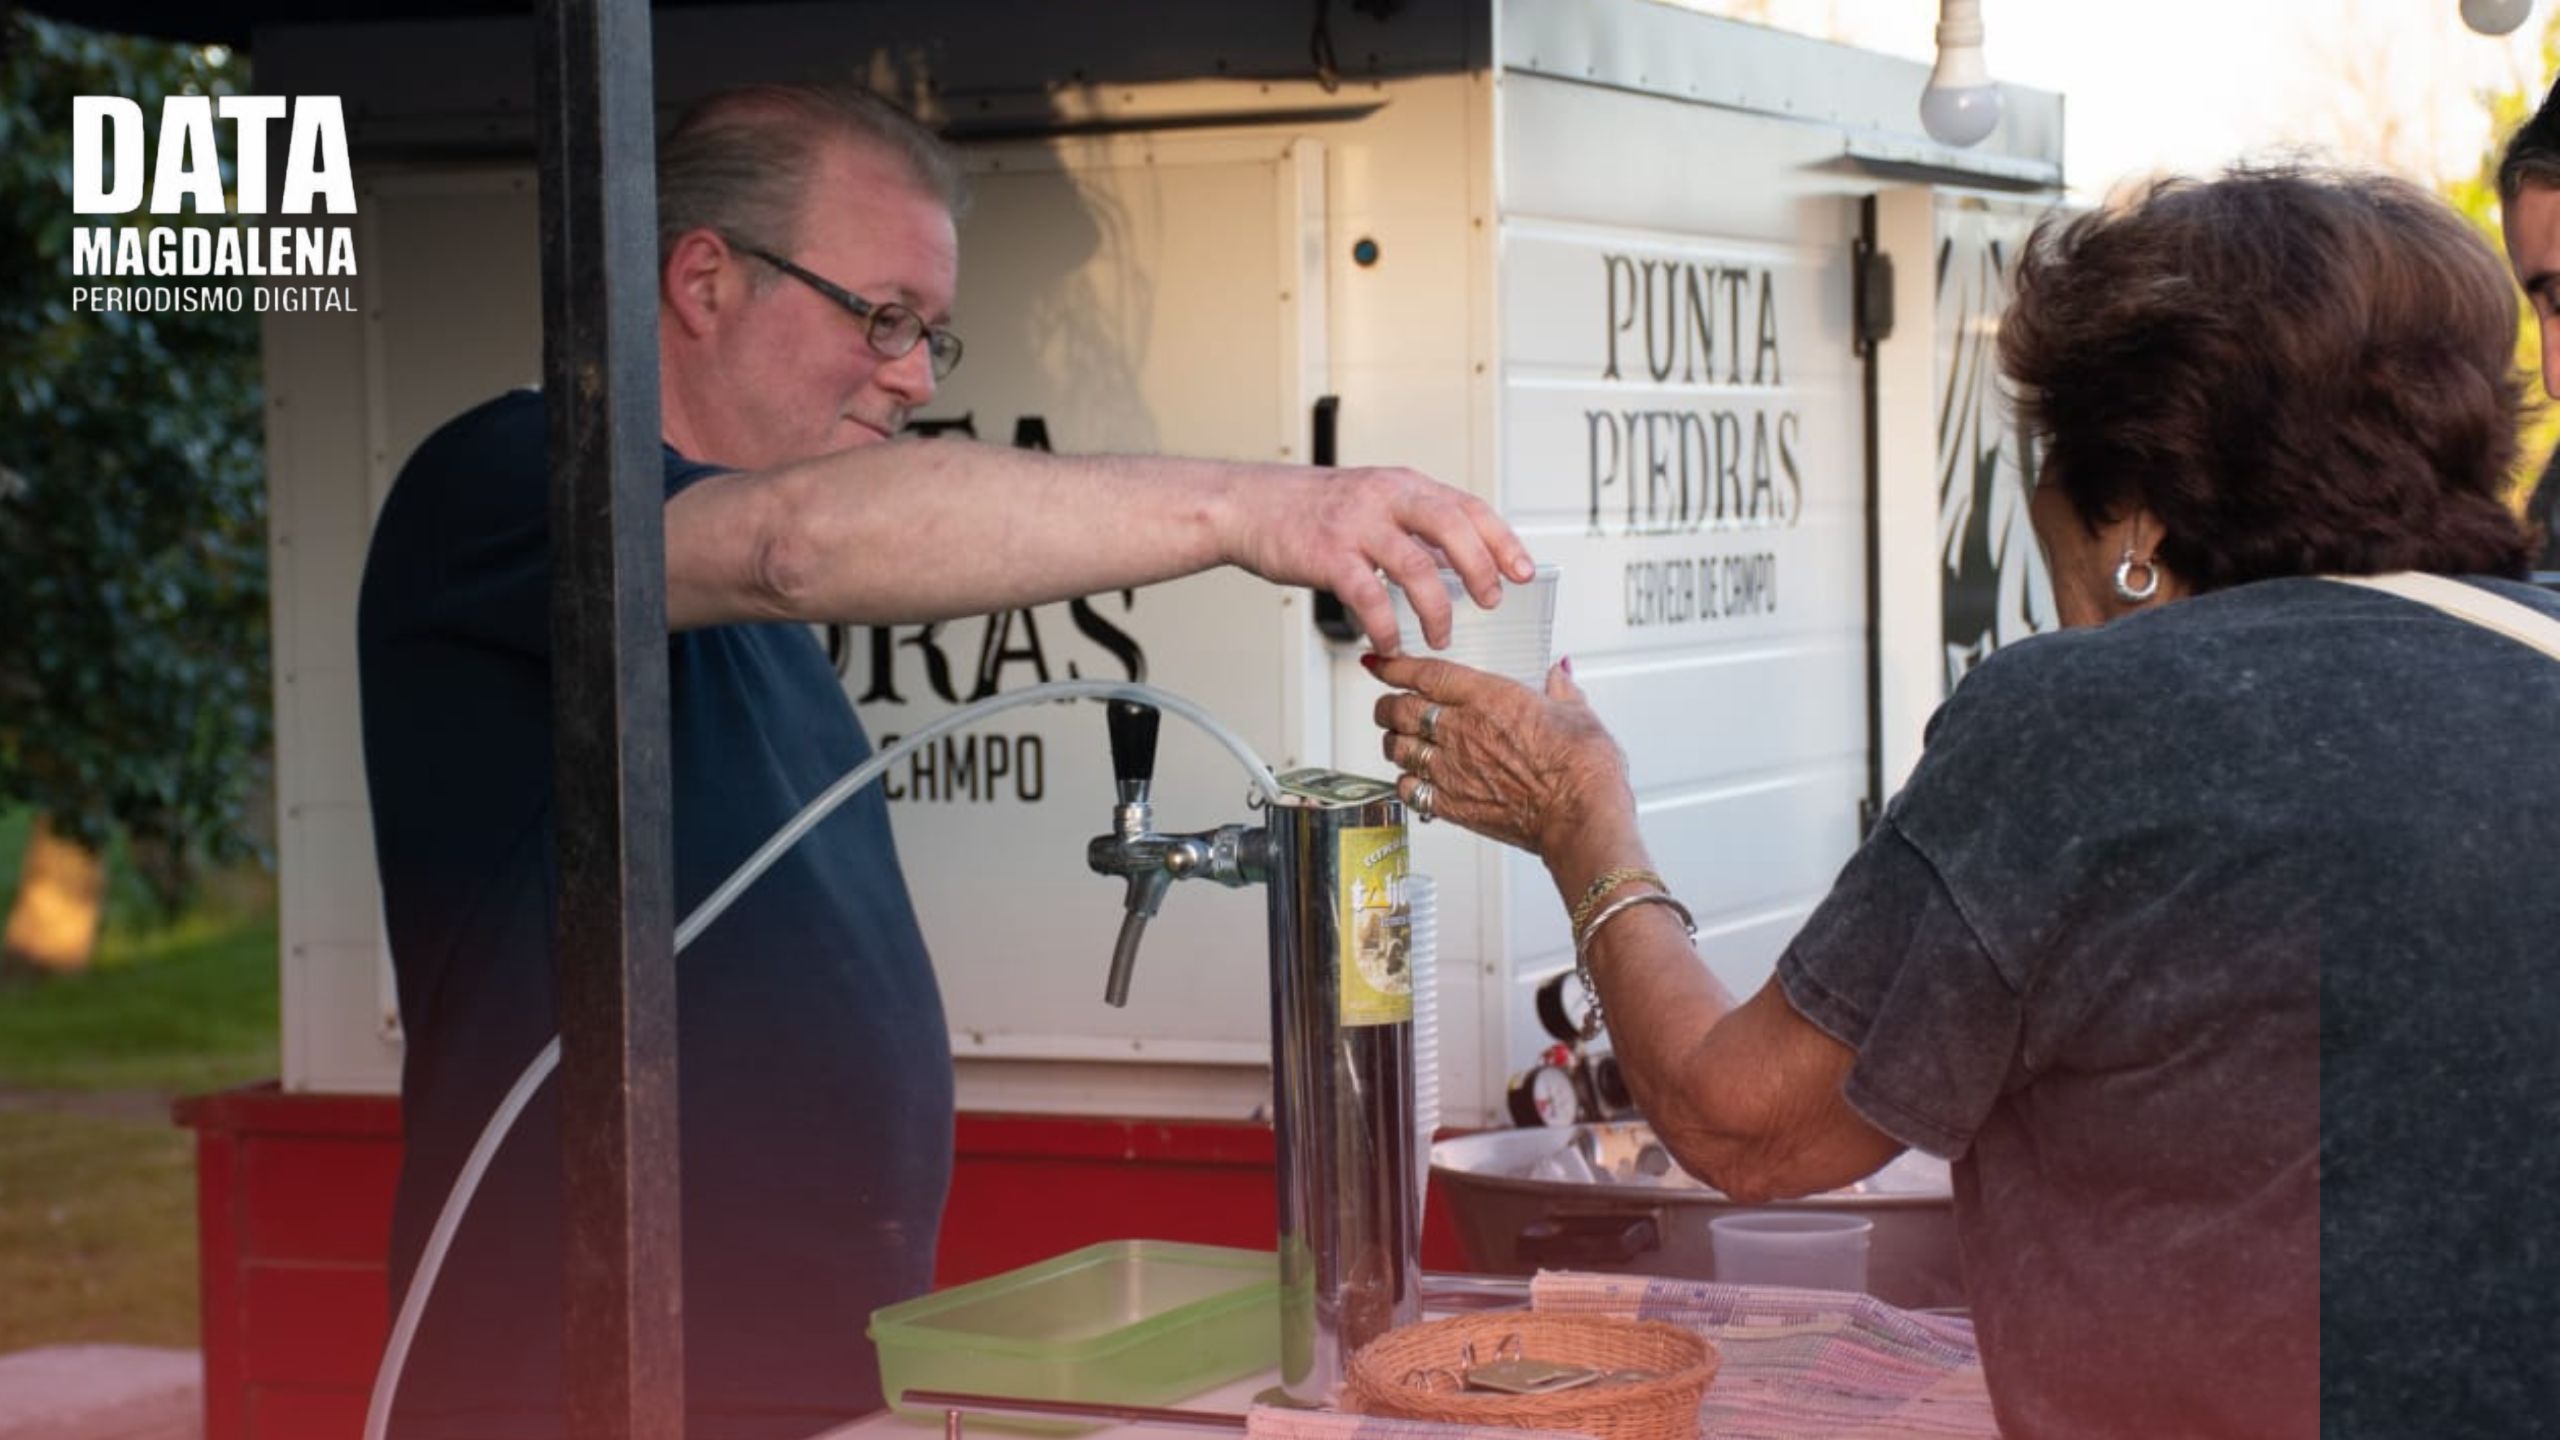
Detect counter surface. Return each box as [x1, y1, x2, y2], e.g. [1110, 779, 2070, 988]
[818, 1274, 1999, 1440]
[816, 1369, 1271, 1440]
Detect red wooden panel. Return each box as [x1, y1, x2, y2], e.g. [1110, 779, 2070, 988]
[243, 1136, 399, 1264]
[177, 1084, 402, 1141]
[939, 1156, 1274, 1284]
[242, 1264, 388, 1387]
[182, 1084, 402, 1440]
[195, 1126, 248, 1440]
[247, 1383, 367, 1440]
[1420, 1164, 1467, 1273]
[185, 1087, 1475, 1440]
[956, 1113, 1278, 1166]
[938, 1115, 1470, 1285]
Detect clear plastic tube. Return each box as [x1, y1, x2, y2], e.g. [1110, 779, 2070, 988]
[363, 678, 1280, 1440]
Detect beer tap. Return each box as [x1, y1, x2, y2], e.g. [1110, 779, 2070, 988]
[1085, 701, 1266, 1006]
[1084, 697, 1422, 1405]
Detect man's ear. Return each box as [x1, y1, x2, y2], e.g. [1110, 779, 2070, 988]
[663, 229, 736, 338]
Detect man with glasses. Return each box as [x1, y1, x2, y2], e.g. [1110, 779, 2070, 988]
[357, 83, 1533, 1440]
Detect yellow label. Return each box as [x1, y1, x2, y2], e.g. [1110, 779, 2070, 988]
[1338, 825, 1413, 1027]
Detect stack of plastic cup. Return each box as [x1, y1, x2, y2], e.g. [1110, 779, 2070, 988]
[1406, 873, 1439, 1219]
[1382, 566, 1560, 687]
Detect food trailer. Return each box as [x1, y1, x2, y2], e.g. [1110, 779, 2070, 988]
[157, 1, 2067, 1435]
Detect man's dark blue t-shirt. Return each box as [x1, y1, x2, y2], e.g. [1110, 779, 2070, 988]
[358, 390, 954, 1439]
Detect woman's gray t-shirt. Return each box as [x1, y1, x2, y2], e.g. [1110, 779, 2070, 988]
[1777, 575, 2560, 1439]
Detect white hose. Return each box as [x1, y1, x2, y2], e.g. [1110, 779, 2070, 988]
[362, 678, 1281, 1440]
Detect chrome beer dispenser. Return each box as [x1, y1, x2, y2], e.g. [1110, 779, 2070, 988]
[1087, 701, 1421, 1405]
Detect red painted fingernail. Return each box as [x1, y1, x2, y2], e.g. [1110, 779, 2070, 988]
[1360, 653, 1383, 674]
[1560, 654, 1574, 676]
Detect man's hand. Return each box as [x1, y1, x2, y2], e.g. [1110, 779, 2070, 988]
[1214, 464, 1536, 653]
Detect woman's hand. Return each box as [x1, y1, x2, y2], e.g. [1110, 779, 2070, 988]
[1366, 654, 1636, 862]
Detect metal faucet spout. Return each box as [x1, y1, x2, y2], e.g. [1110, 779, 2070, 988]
[1090, 829, 1262, 1005]
[1103, 868, 1175, 1007]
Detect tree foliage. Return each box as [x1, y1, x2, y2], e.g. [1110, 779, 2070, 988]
[0, 12, 269, 911]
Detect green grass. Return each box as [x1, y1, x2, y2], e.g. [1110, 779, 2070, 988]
[0, 1109, 201, 1351]
[0, 909, 282, 1092]
[0, 807, 281, 1095]
[0, 804, 283, 1350]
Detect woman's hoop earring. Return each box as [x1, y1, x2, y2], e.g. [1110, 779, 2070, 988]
[2113, 546, 2161, 604]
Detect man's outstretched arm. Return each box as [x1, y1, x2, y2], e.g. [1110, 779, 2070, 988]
[662, 437, 1536, 651]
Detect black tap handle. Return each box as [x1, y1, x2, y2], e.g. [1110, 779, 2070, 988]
[1108, 701, 1160, 794]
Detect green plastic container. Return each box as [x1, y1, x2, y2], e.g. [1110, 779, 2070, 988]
[870, 1240, 1279, 1429]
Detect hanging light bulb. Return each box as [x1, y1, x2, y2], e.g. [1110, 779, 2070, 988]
[1922, 0, 2001, 148]
[2462, 0, 2535, 35]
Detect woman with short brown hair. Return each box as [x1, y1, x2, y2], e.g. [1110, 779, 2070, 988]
[2007, 168, 2530, 604]
[1369, 166, 2558, 1438]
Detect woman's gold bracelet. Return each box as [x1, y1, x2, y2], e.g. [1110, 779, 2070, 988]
[1568, 866, 1666, 933]
[1570, 889, 1697, 1042]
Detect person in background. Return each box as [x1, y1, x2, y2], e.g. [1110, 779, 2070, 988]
[1366, 166, 2560, 1438]
[2492, 79, 2560, 574]
[358, 83, 1533, 1440]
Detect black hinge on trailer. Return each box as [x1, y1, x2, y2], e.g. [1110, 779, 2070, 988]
[1852, 241, 1895, 357]
[1854, 197, 1888, 838]
[1309, 396, 1362, 642]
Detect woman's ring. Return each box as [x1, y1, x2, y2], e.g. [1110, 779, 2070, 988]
[1411, 780, 1438, 823]
[1411, 740, 1437, 780]
[1420, 703, 1444, 744]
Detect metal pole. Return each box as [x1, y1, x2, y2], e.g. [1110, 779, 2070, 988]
[534, 1, 681, 1437]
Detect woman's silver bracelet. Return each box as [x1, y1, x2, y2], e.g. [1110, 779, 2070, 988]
[1570, 889, 1697, 1041]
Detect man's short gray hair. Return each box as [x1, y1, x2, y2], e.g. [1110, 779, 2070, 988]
[657, 83, 968, 270]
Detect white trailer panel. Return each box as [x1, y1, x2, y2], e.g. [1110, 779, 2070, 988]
[254, 0, 2063, 1130]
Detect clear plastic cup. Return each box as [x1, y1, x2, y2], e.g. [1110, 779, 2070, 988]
[1381, 566, 1559, 687]
[1709, 1211, 1873, 1293]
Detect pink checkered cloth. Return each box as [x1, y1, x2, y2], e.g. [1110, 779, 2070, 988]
[1243, 1272, 1996, 1440]
[1531, 1273, 1994, 1438]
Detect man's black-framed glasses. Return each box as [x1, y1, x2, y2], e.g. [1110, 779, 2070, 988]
[735, 241, 964, 381]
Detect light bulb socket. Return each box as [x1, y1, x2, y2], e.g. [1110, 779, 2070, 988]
[1935, 0, 1986, 47]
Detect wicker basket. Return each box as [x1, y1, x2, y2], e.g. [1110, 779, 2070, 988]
[1345, 1312, 1718, 1440]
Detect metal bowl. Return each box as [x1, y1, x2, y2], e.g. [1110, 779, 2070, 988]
[1430, 1122, 1964, 1310]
